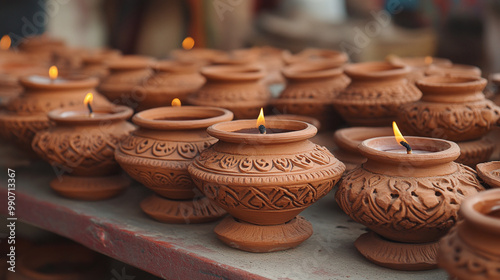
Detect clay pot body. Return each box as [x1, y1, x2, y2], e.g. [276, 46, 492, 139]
[0, 61, 47, 108]
[136, 61, 205, 111]
[115, 106, 233, 223]
[97, 55, 154, 107]
[438, 188, 500, 280]
[332, 127, 393, 171]
[399, 76, 500, 142]
[170, 48, 226, 64]
[490, 73, 500, 106]
[387, 56, 452, 83]
[476, 161, 500, 188]
[31, 106, 134, 200]
[79, 49, 121, 79]
[282, 48, 348, 67]
[272, 62, 350, 130]
[425, 63, 482, 78]
[336, 136, 484, 270]
[0, 76, 111, 152]
[332, 62, 422, 126]
[187, 65, 270, 119]
[189, 120, 345, 252]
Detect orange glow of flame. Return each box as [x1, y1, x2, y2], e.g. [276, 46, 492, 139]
[171, 98, 181, 107]
[392, 121, 411, 154]
[0, 35, 11, 50]
[256, 108, 265, 128]
[49, 65, 58, 80]
[424, 56, 433, 65]
[182, 37, 195, 50]
[84, 92, 93, 106]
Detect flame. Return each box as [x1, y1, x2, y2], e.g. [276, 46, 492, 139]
[49, 65, 58, 80]
[182, 37, 195, 50]
[392, 121, 411, 153]
[0, 35, 11, 50]
[424, 56, 433, 65]
[171, 98, 181, 107]
[256, 108, 265, 127]
[84, 93, 93, 106]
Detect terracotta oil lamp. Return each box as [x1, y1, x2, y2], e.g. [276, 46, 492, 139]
[425, 63, 482, 78]
[187, 65, 270, 119]
[17, 34, 66, 63]
[332, 127, 393, 171]
[266, 114, 321, 130]
[476, 161, 500, 188]
[79, 48, 121, 79]
[272, 61, 349, 131]
[31, 95, 134, 200]
[170, 47, 226, 65]
[399, 76, 500, 167]
[438, 188, 500, 279]
[135, 60, 205, 111]
[0, 60, 47, 108]
[211, 49, 259, 66]
[0, 66, 111, 153]
[115, 100, 233, 223]
[332, 61, 422, 126]
[282, 48, 348, 67]
[97, 55, 155, 107]
[250, 46, 285, 85]
[386, 55, 452, 83]
[188, 111, 346, 252]
[335, 123, 484, 270]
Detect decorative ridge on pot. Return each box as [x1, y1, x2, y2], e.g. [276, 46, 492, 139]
[334, 127, 393, 154]
[200, 64, 264, 81]
[132, 106, 233, 130]
[282, 61, 344, 80]
[344, 61, 410, 80]
[416, 75, 487, 102]
[19, 75, 99, 91]
[207, 119, 316, 144]
[48, 105, 133, 125]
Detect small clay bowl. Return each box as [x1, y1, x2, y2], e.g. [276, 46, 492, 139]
[476, 161, 500, 188]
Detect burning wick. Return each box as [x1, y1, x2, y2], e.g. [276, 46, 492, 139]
[256, 107, 266, 134]
[258, 125, 266, 134]
[171, 98, 181, 107]
[84, 93, 94, 118]
[392, 121, 412, 154]
[49, 65, 58, 83]
[182, 37, 195, 50]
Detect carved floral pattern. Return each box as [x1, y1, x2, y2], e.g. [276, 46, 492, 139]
[335, 164, 483, 233]
[189, 85, 270, 105]
[279, 75, 350, 100]
[0, 117, 49, 148]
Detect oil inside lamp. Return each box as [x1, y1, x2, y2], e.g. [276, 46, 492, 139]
[84, 92, 94, 117]
[0, 35, 11, 50]
[393, 121, 412, 154]
[49, 65, 58, 82]
[182, 37, 195, 50]
[171, 98, 181, 107]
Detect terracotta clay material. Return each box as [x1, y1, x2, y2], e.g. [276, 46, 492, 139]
[438, 188, 500, 279]
[0, 75, 111, 153]
[332, 127, 393, 171]
[97, 55, 155, 106]
[266, 114, 321, 130]
[336, 136, 484, 270]
[188, 119, 345, 252]
[282, 48, 348, 67]
[31, 105, 134, 200]
[115, 106, 233, 223]
[387, 56, 452, 83]
[187, 65, 270, 119]
[490, 73, 500, 106]
[170, 48, 226, 64]
[457, 137, 496, 168]
[425, 63, 482, 78]
[272, 62, 350, 131]
[476, 161, 500, 188]
[0, 60, 47, 108]
[332, 61, 421, 126]
[135, 60, 205, 111]
[399, 76, 500, 142]
[79, 48, 121, 79]
[250, 46, 285, 85]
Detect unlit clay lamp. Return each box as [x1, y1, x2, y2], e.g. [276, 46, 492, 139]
[335, 123, 484, 270]
[188, 112, 345, 252]
[438, 188, 500, 279]
[332, 126, 393, 171]
[425, 63, 482, 78]
[386, 55, 452, 83]
[136, 60, 205, 111]
[476, 161, 500, 188]
[272, 61, 349, 131]
[115, 100, 233, 223]
[0, 60, 47, 108]
[79, 48, 121, 79]
[399, 75, 500, 167]
[0, 66, 111, 153]
[332, 61, 422, 126]
[32, 96, 134, 200]
[187, 64, 270, 119]
[282, 48, 348, 67]
[97, 55, 155, 107]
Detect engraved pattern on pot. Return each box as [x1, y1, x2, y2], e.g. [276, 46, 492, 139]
[0, 118, 49, 144]
[336, 165, 483, 232]
[194, 87, 270, 103]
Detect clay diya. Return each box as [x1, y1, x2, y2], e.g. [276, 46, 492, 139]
[336, 128, 484, 270]
[0, 68, 111, 152]
[399, 76, 500, 167]
[332, 61, 421, 126]
[97, 55, 155, 107]
[272, 61, 349, 130]
[251, 46, 285, 85]
[188, 115, 345, 252]
[187, 65, 270, 119]
[79, 48, 121, 79]
[282, 48, 348, 67]
[32, 100, 134, 200]
[386, 56, 452, 83]
[425, 63, 482, 78]
[136, 60, 205, 111]
[0, 60, 47, 108]
[266, 114, 321, 130]
[115, 103, 233, 223]
[170, 48, 226, 64]
[438, 188, 500, 279]
[476, 161, 500, 188]
[332, 127, 393, 171]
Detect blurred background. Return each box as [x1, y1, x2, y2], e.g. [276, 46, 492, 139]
[0, 0, 499, 74]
